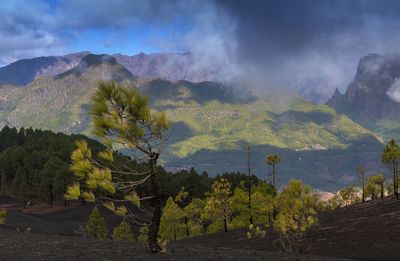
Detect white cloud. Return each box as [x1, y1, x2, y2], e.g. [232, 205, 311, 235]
[0, 0, 63, 65]
[387, 78, 400, 102]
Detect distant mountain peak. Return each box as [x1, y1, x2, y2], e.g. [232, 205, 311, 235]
[327, 53, 400, 122]
[80, 54, 118, 66]
[55, 53, 134, 81]
[0, 52, 90, 86]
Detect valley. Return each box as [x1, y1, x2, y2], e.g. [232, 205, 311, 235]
[0, 53, 388, 191]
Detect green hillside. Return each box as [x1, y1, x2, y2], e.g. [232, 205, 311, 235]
[157, 97, 379, 159]
[0, 54, 386, 190]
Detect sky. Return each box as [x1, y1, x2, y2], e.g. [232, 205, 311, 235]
[2, 0, 400, 99]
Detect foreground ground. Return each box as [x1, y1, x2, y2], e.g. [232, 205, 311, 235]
[0, 226, 352, 261]
[184, 196, 400, 261]
[1, 196, 399, 260]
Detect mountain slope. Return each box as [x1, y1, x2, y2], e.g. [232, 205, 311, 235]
[183, 196, 400, 260]
[2, 54, 136, 132]
[0, 52, 90, 86]
[0, 52, 219, 87]
[327, 53, 400, 139]
[0, 53, 385, 190]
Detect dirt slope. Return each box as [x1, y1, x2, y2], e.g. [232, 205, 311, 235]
[0, 226, 353, 261]
[183, 196, 400, 261]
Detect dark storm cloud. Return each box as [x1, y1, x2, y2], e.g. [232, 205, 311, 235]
[209, 0, 400, 100]
[215, 0, 400, 62]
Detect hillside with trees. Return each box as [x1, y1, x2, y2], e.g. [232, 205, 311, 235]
[0, 53, 386, 190]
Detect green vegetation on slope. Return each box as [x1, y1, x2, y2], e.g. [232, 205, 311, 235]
[157, 96, 379, 159]
[0, 55, 385, 191]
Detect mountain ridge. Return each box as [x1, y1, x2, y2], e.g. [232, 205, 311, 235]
[0, 53, 386, 190]
[327, 53, 400, 139]
[0, 52, 90, 86]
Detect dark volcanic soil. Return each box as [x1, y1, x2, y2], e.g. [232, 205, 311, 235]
[0, 226, 351, 261]
[0, 196, 399, 260]
[183, 196, 400, 261]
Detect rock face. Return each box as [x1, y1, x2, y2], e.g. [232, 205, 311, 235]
[0, 52, 90, 86]
[327, 53, 400, 120]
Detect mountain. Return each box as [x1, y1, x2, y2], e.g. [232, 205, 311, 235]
[327, 53, 400, 139]
[0, 54, 137, 133]
[114, 52, 218, 82]
[0, 52, 219, 87]
[0, 52, 90, 86]
[0, 53, 385, 190]
[0, 51, 339, 104]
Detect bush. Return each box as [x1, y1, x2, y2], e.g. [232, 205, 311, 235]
[137, 226, 148, 242]
[113, 219, 135, 241]
[0, 210, 6, 224]
[86, 207, 107, 239]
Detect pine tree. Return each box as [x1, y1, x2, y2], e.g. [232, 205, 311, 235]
[0, 210, 6, 225]
[266, 154, 281, 192]
[339, 186, 360, 206]
[274, 180, 318, 256]
[356, 166, 367, 202]
[12, 167, 24, 193]
[137, 226, 149, 242]
[66, 81, 169, 253]
[366, 173, 385, 199]
[159, 197, 185, 241]
[184, 198, 205, 237]
[86, 207, 108, 239]
[0, 170, 6, 196]
[113, 219, 135, 241]
[382, 139, 400, 198]
[18, 171, 28, 207]
[202, 179, 232, 233]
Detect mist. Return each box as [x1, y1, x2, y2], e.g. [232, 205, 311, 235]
[158, 0, 400, 102]
[3, 0, 400, 102]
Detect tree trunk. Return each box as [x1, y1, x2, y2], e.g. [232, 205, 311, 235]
[185, 217, 190, 237]
[1, 173, 6, 196]
[224, 216, 228, 232]
[381, 184, 384, 198]
[147, 153, 162, 253]
[148, 175, 162, 253]
[362, 186, 365, 202]
[395, 162, 399, 199]
[272, 164, 276, 191]
[393, 161, 397, 197]
[268, 211, 271, 225]
[247, 145, 253, 225]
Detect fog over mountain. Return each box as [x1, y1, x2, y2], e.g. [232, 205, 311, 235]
[4, 1, 400, 102]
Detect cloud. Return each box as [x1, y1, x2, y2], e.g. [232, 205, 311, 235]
[3, 0, 400, 102]
[208, 0, 400, 101]
[387, 78, 400, 102]
[0, 0, 62, 65]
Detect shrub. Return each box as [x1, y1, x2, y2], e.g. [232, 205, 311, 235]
[86, 207, 107, 239]
[113, 219, 135, 241]
[0, 210, 6, 224]
[138, 226, 149, 242]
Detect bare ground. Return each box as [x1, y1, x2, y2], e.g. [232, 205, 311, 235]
[1, 196, 399, 260]
[183, 196, 400, 261]
[0, 226, 351, 261]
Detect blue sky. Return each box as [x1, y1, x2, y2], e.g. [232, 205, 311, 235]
[0, 0, 198, 65]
